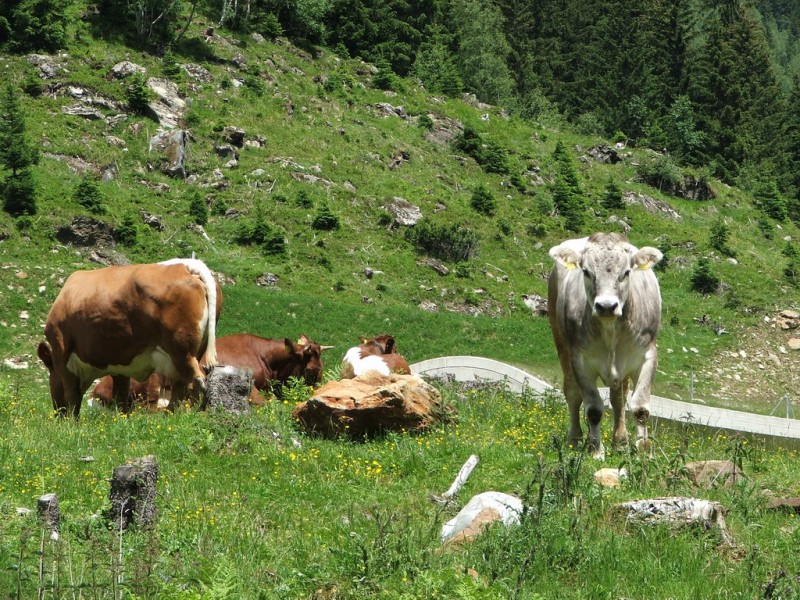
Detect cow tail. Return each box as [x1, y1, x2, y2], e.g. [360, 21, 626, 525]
[161, 258, 218, 366]
[203, 273, 218, 366]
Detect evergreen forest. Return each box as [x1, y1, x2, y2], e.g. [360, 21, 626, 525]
[4, 0, 800, 213]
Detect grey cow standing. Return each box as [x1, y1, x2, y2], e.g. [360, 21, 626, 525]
[548, 233, 663, 460]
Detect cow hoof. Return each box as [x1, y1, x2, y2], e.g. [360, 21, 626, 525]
[590, 443, 606, 461]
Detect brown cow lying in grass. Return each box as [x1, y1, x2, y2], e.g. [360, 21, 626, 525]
[91, 333, 331, 409]
[341, 334, 411, 379]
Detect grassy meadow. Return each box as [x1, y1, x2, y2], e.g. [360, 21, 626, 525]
[2, 367, 800, 599]
[0, 19, 800, 599]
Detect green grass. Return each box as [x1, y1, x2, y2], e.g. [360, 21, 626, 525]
[1, 374, 798, 598]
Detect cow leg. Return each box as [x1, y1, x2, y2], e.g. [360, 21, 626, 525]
[167, 380, 186, 412]
[572, 362, 605, 460]
[168, 354, 207, 411]
[609, 383, 628, 448]
[56, 371, 85, 419]
[563, 375, 583, 449]
[112, 375, 133, 413]
[629, 347, 657, 453]
[583, 392, 606, 461]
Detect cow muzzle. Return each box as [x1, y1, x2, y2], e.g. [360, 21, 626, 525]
[594, 296, 621, 319]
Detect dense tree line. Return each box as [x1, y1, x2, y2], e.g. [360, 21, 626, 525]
[3, 0, 800, 218]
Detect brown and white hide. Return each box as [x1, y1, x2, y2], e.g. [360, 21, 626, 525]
[37, 258, 221, 418]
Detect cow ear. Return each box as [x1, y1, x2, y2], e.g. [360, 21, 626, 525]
[384, 337, 396, 353]
[284, 338, 298, 353]
[632, 247, 663, 270]
[549, 245, 581, 270]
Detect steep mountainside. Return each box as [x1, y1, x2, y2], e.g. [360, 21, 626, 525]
[0, 23, 798, 414]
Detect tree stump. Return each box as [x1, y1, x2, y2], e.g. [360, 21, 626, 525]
[205, 365, 253, 414]
[37, 493, 60, 541]
[107, 455, 159, 531]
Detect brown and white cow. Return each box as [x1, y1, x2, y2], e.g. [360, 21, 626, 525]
[37, 258, 221, 418]
[341, 334, 412, 379]
[548, 233, 663, 459]
[203, 333, 331, 398]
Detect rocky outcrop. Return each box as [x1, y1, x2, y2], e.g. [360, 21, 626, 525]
[292, 372, 452, 439]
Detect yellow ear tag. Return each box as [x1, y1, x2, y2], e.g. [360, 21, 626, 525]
[297, 338, 304, 344]
[637, 263, 651, 270]
[565, 262, 578, 270]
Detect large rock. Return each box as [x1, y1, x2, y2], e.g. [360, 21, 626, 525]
[384, 196, 422, 227]
[149, 129, 189, 178]
[146, 78, 186, 128]
[56, 217, 115, 247]
[292, 373, 451, 439]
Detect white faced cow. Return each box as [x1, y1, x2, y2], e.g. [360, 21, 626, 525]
[548, 233, 663, 459]
[37, 258, 221, 418]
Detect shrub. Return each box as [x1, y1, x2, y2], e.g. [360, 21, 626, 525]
[756, 214, 774, 239]
[601, 178, 625, 210]
[418, 114, 434, 131]
[782, 243, 799, 286]
[406, 221, 479, 262]
[188, 192, 208, 226]
[261, 230, 286, 256]
[552, 179, 584, 233]
[259, 13, 283, 39]
[709, 218, 735, 257]
[470, 184, 497, 216]
[2, 170, 37, 216]
[373, 61, 400, 91]
[753, 180, 787, 222]
[73, 178, 105, 215]
[311, 203, 340, 231]
[211, 197, 228, 216]
[637, 154, 683, 193]
[115, 213, 139, 246]
[125, 73, 152, 115]
[161, 48, 181, 79]
[452, 126, 510, 175]
[690, 258, 720, 294]
[15, 215, 33, 232]
[295, 189, 314, 208]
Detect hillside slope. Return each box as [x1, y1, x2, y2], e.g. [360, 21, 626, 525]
[0, 24, 798, 414]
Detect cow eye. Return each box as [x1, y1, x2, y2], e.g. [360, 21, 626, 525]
[620, 269, 631, 281]
[582, 267, 591, 278]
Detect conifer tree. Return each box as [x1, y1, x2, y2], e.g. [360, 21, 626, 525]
[449, 0, 514, 106]
[551, 141, 585, 232]
[0, 83, 38, 216]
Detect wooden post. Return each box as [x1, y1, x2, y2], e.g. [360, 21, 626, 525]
[107, 455, 159, 531]
[37, 493, 60, 541]
[205, 365, 253, 414]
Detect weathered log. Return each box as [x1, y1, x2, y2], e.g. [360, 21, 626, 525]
[107, 455, 159, 531]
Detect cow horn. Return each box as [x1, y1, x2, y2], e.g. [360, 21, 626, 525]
[319, 345, 334, 351]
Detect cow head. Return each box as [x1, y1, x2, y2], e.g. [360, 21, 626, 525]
[550, 233, 662, 320]
[288, 335, 333, 386]
[37, 341, 66, 414]
[357, 334, 397, 355]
